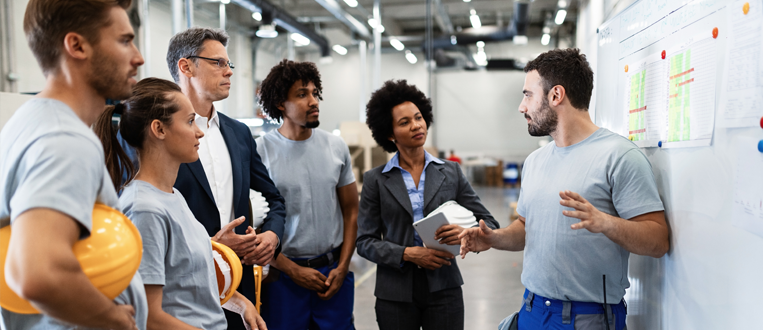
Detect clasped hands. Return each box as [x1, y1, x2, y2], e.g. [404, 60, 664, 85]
[401, 224, 464, 270]
[212, 216, 278, 266]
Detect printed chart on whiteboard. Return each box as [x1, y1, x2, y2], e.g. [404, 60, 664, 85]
[623, 53, 669, 148]
[663, 36, 717, 148]
[720, 0, 763, 128]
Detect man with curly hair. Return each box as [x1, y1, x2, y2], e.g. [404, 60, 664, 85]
[255, 59, 358, 330]
[459, 48, 669, 329]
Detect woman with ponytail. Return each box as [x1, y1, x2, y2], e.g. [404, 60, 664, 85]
[94, 78, 267, 330]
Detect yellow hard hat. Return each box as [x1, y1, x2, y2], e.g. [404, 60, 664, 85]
[0, 204, 143, 314]
[211, 240, 242, 305]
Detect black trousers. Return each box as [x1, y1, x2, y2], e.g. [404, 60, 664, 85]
[375, 267, 464, 330]
[224, 309, 246, 330]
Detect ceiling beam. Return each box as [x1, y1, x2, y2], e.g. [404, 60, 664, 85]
[313, 0, 372, 39]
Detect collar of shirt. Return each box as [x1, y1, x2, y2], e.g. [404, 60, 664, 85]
[382, 150, 444, 174]
[195, 107, 220, 130]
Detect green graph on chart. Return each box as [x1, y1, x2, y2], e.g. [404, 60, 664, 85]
[668, 49, 692, 142]
[627, 70, 647, 141]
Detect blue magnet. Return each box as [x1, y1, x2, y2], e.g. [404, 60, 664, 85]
[658, 141, 663, 148]
[758, 140, 763, 153]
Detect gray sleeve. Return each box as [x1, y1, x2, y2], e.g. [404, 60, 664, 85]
[9, 133, 103, 235]
[610, 149, 665, 220]
[516, 163, 528, 218]
[129, 211, 169, 286]
[336, 141, 356, 187]
[356, 171, 407, 271]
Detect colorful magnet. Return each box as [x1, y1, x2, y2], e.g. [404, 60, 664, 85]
[758, 140, 763, 153]
[625, 65, 629, 73]
[661, 50, 666, 59]
[629, 135, 634, 141]
[759, 115, 763, 129]
[744, 2, 750, 15]
[658, 141, 663, 148]
[712, 27, 719, 39]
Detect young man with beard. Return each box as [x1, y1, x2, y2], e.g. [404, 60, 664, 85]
[0, 0, 146, 329]
[165, 27, 286, 330]
[255, 60, 358, 330]
[459, 48, 669, 330]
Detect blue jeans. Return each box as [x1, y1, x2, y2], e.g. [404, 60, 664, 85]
[261, 255, 354, 330]
[518, 289, 627, 330]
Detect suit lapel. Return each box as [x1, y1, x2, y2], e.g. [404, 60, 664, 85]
[383, 169, 414, 218]
[186, 160, 215, 203]
[219, 115, 243, 208]
[423, 163, 445, 211]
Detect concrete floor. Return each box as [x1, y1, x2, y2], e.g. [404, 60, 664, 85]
[349, 186, 526, 330]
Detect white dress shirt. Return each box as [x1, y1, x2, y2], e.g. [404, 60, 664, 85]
[196, 108, 234, 229]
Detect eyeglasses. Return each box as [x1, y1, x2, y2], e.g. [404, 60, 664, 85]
[187, 56, 235, 70]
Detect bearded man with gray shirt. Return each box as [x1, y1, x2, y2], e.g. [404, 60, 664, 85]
[0, 0, 147, 329]
[459, 48, 670, 330]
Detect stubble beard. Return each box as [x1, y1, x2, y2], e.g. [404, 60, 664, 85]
[527, 97, 558, 137]
[88, 48, 134, 101]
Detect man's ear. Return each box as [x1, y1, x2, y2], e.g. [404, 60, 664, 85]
[149, 119, 167, 140]
[62, 32, 90, 61]
[178, 58, 194, 79]
[276, 102, 285, 111]
[549, 85, 566, 107]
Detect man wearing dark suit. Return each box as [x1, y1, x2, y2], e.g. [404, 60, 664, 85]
[167, 27, 286, 330]
[357, 80, 499, 330]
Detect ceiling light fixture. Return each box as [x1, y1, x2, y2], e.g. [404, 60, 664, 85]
[476, 41, 485, 48]
[344, 0, 358, 7]
[221, 0, 230, 4]
[333, 45, 348, 55]
[255, 24, 278, 38]
[541, 33, 551, 45]
[290, 33, 311, 46]
[405, 50, 417, 64]
[513, 35, 528, 45]
[555, 10, 567, 25]
[252, 12, 262, 21]
[558, 0, 567, 8]
[470, 13, 482, 28]
[390, 38, 405, 51]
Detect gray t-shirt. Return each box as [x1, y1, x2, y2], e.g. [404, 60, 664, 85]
[256, 128, 355, 258]
[0, 98, 147, 329]
[119, 180, 226, 330]
[517, 128, 664, 304]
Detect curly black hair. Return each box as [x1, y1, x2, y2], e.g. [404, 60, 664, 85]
[524, 48, 593, 110]
[258, 59, 323, 122]
[365, 80, 433, 153]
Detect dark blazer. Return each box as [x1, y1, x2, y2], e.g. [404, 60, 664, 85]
[174, 111, 286, 303]
[356, 160, 499, 302]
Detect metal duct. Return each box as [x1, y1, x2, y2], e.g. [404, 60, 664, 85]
[313, 0, 371, 39]
[231, 0, 331, 57]
[424, 1, 529, 50]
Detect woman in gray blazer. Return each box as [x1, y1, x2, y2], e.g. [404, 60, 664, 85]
[356, 80, 500, 330]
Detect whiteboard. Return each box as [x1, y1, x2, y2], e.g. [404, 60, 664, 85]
[596, 0, 763, 329]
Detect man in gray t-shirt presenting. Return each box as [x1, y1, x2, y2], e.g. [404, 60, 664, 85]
[255, 60, 359, 330]
[459, 49, 669, 330]
[0, 0, 146, 329]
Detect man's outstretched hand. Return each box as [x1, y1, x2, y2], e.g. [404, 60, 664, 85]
[457, 220, 494, 259]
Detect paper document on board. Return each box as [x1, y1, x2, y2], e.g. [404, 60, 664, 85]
[719, 0, 763, 128]
[412, 201, 478, 255]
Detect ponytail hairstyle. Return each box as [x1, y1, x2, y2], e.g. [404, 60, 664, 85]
[94, 78, 184, 191]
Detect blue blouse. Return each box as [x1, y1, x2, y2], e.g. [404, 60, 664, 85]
[382, 151, 444, 246]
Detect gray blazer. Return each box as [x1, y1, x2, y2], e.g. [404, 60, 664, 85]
[356, 160, 499, 302]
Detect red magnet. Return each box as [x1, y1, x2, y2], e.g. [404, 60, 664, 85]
[661, 50, 666, 59]
[759, 115, 763, 129]
[712, 27, 719, 39]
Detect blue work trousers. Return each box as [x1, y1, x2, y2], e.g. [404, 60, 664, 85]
[261, 255, 354, 330]
[518, 289, 627, 330]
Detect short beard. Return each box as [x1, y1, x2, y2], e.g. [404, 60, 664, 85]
[304, 120, 320, 129]
[527, 97, 558, 137]
[88, 47, 133, 101]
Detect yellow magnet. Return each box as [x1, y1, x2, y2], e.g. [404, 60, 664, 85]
[744, 2, 750, 15]
[624, 65, 629, 73]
